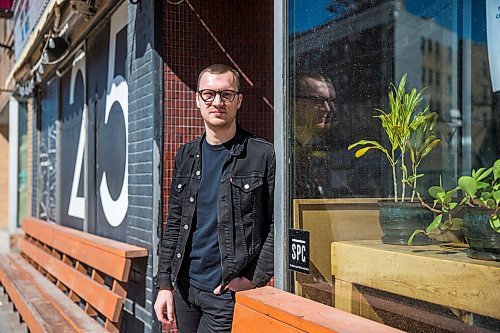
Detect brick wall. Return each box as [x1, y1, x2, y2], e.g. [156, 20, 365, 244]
[126, 0, 163, 332]
[161, 0, 274, 331]
[162, 0, 274, 226]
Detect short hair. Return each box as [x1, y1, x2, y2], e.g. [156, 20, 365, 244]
[197, 64, 241, 90]
[293, 72, 333, 95]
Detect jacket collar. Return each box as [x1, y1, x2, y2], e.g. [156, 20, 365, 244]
[188, 123, 250, 157]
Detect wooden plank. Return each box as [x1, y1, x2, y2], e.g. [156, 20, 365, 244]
[236, 287, 402, 333]
[22, 218, 148, 258]
[232, 303, 306, 333]
[22, 221, 132, 281]
[293, 199, 382, 286]
[19, 238, 124, 322]
[331, 240, 500, 320]
[0, 253, 105, 332]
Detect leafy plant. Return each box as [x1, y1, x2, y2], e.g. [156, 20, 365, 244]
[348, 73, 440, 202]
[408, 159, 500, 245]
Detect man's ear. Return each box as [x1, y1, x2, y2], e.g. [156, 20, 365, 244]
[195, 92, 201, 109]
[237, 94, 243, 109]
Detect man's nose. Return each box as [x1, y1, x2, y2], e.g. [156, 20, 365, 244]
[212, 93, 224, 105]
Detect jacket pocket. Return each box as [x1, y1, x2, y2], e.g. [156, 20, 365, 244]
[231, 174, 264, 256]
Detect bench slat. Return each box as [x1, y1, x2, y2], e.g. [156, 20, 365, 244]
[23, 219, 133, 281]
[234, 287, 403, 333]
[19, 238, 124, 322]
[0, 253, 106, 333]
[23, 217, 148, 258]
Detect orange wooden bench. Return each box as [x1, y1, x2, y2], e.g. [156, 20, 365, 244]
[232, 286, 403, 333]
[0, 217, 148, 333]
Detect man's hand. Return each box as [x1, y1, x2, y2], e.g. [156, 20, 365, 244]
[213, 277, 256, 294]
[154, 289, 175, 325]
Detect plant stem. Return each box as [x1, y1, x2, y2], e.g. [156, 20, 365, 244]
[401, 151, 406, 202]
[411, 164, 417, 202]
[392, 158, 398, 202]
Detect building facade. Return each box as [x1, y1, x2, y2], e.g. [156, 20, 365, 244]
[2, 0, 499, 332]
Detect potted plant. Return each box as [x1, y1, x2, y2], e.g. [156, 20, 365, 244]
[409, 159, 500, 260]
[348, 73, 440, 245]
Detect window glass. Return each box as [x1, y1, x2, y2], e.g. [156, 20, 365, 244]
[39, 79, 57, 221]
[287, 0, 500, 331]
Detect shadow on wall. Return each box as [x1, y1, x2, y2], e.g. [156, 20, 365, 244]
[120, 256, 148, 332]
[162, 0, 274, 141]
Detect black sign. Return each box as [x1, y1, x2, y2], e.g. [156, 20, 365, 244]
[288, 229, 310, 274]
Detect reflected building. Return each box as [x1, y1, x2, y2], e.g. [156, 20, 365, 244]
[291, 0, 498, 198]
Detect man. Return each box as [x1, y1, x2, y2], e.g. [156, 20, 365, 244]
[154, 64, 275, 332]
[293, 73, 337, 198]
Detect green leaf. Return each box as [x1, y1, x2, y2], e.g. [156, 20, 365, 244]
[489, 215, 500, 232]
[493, 159, 500, 181]
[449, 202, 458, 210]
[354, 147, 375, 158]
[408, 230, 425, 246]
[485, 199, 496, 209]
[458, 176, 477, 198]
[428, 186, 444, 199]
[426, 214, 443, 233]
[449, 218, 464, 231]
[476, 167, 493, 181]
[493, 190, 500, 204]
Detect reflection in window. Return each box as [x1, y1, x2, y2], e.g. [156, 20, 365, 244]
[288, 0, 500, 331]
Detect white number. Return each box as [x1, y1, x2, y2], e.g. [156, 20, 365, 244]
[99, 3, 128, 227]
[68, 51, 86, 219]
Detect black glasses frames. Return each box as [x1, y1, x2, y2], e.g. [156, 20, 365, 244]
[198, 89, 241, 103]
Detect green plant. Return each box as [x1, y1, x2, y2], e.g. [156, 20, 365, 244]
[408, 159, 500, 245]
[348, 73, 440, 202]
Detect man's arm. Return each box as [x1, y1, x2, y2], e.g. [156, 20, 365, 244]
[242, 149, 276, 287]
[156, 148, 184, 290]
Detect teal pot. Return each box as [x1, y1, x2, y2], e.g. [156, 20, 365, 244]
[463, 208, 500, 261]
[379, 201, 433, 245]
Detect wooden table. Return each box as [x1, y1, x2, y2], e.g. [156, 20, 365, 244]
[331, 240, 500, 322]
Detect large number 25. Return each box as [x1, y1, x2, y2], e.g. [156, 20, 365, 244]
[68, 3, 128, 227]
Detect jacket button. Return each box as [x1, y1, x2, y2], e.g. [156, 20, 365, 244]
[176, 253, 182, 258]
[244, 184, 250, 189]
[183, 224, 189, 230]
[189, 197, 195, 203]
[177, 184, 182, 189]
[196, 154, 200, 158]
[195, 170, 201, 176]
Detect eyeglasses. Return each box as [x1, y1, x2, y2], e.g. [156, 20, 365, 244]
[198, 89, 241, 103]
[296, 95, 335, 104]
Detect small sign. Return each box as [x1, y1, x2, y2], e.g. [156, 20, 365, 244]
[288, 229, 310, 274]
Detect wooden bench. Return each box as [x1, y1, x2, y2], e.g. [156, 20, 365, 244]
[331, 240, 500, 331]
[0, 217, 148, 332]
[232, 286, 402, 332]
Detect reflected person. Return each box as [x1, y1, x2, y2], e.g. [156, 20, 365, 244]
[293, 73, 336, 198]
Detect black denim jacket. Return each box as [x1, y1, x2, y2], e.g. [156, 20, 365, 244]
[155, 125, 275, 290]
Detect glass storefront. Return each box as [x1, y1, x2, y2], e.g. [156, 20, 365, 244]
[286, 0, 500, 331]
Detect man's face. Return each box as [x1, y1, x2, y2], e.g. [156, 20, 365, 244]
[295, 77, 336, 129]
[196, 71, 243, 130]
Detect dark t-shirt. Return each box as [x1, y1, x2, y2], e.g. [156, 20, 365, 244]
[181, 138, 232, 291]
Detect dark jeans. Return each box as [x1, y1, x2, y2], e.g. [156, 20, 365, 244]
[174, 278, 235, 333]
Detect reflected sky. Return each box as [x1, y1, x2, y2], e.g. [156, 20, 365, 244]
[289, 0, 486, 43]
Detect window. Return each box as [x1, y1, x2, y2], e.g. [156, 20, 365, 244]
[287, 1, 500, 331]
